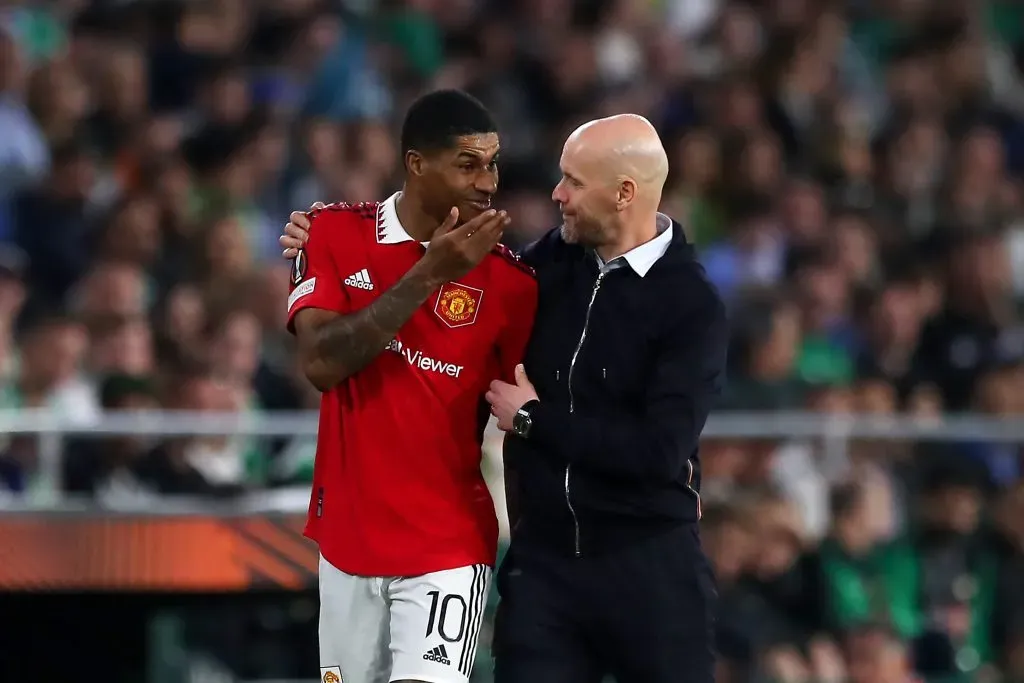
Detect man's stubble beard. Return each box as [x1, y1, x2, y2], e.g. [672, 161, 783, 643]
[561, 214, 610, 249]
[559, 222, 578, 244]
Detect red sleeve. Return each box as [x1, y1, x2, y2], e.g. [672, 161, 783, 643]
[286, 210, 355, 334]
[496, 275, 538, 384]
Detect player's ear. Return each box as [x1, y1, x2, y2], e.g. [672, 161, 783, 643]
[405, 150, 426, 177]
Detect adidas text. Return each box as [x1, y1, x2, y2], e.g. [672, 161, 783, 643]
[344, 269, 374, 290]
[423, 646, 451, 666]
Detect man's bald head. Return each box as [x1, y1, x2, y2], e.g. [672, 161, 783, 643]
[552, 113, 670, 255]
[563, 114, 669, 204]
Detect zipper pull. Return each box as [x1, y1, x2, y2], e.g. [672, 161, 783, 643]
[556, 369, 560, 381]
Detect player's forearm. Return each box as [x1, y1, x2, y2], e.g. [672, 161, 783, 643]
[305, 266, 442, 388]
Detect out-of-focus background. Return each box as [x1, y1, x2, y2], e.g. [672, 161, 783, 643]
[1, 0, 1024, 682]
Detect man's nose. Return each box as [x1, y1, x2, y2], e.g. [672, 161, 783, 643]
[475, 172, 497, 194]
[552, 182, 564, 203]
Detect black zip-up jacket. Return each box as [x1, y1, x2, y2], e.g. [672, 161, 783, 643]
[506, 218, 728, 557]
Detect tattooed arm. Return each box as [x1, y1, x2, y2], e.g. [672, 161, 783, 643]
[294, 266, 443, 391]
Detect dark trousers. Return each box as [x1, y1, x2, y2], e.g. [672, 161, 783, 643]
[493, 523, 717, 683]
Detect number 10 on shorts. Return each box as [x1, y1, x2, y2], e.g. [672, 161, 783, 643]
[414, 564, 491, 680]
[425, 589, 468, 644]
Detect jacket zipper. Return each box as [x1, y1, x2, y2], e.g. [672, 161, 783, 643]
[685, 458, 702, 520]
[564, 270, 607, 557]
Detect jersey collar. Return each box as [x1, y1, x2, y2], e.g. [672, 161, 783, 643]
[376, 192, 430, 246]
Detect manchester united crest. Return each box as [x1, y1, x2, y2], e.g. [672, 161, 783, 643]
[435, 282, 483, 328]
[320, 668, 342, 683]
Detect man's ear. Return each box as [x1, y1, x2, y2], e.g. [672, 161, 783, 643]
[405, 150, 425, 177]
[617, 177, 637, 210]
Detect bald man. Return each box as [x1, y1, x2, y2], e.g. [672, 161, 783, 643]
[279, 114, 726, 683]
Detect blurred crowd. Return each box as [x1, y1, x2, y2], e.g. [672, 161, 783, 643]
[1, 0, 1024, 681]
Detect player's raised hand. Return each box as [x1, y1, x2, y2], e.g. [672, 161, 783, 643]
[420, 207, 509, 283]
[280, 202, 325, 258]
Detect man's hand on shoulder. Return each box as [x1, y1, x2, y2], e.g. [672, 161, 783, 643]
[280, 202, 324, 258]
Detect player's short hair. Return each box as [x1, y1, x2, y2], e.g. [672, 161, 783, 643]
[400, 89, 497, 155]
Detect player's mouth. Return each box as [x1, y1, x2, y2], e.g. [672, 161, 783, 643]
[466, 198, 492, 212]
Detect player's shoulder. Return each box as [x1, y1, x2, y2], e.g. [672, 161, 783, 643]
[486, 242, 536, 285]
[307, 201, 382, 242]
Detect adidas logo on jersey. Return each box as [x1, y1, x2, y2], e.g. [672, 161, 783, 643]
[344, 269, 374, 290]
[423, 645, 451, 666]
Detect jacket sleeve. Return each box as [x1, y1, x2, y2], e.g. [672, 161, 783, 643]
[527, 292, 728, 482]
[517, 226, 561, 270]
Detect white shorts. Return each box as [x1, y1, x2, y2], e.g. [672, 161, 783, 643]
[318, 554, 492, 683]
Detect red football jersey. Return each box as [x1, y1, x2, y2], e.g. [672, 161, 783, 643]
[286, 193, 538, 576]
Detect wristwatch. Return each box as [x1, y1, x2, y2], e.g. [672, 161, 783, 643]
[512, 400, 540, 439]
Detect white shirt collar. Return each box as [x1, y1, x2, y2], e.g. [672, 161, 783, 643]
[376, 192, 429, 246]
[596, 213, 674, 277]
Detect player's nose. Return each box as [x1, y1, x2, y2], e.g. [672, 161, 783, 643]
[474, 174, 497, 195]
